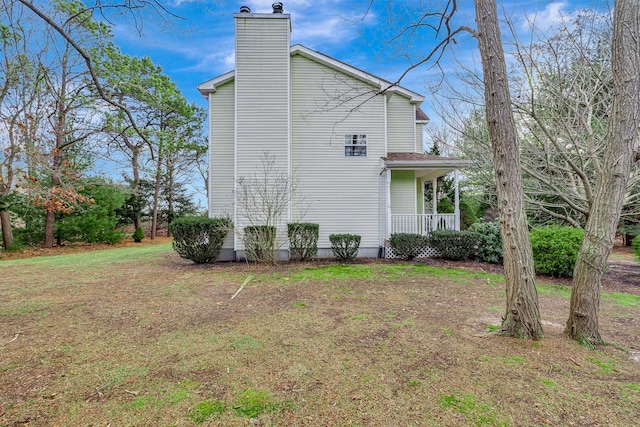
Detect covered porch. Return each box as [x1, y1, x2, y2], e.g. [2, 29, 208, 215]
[381, 152, 472, 239]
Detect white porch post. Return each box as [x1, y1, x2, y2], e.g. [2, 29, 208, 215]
[454, 169, 460, 231]
[386, 169, 392, 239]
[432, 178, 438, 230]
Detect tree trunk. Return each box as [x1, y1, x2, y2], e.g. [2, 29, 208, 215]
[0, 210, 14, 249]
[166, 158, 174, 238]
[567, 0, 640, 346]
[131, 148, 141, 230]
[44, 209, 56, 247]
[151, 153, 163, 240]
[474, 0, 543, 339]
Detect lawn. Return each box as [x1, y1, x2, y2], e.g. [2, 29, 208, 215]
[1, 243, 639, 426]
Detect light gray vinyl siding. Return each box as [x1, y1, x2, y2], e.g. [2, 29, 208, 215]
[415, 122, 424, 152]
[387, 93, 416, 152]
[235, 15, 290, 249]
[209, 83, 235, 249]
[390, 170, 416, 215]
[291, 55, 385, 250]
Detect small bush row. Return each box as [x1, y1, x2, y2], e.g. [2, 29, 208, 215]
[405, 223, 584, 278]
[389, 220, 503, 263]
[170, 219, 324, 264]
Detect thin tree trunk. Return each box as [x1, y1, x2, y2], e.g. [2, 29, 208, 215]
[131, 148, 141, 230]
[567, 0, 640, 346]
[166, 158, 174, 238]
[474, 0, 543, 339]
[0, 210, 14, 249]
[151, 153, 163, 240]
[44, 209, 56, 247]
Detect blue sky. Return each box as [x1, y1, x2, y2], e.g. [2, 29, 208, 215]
[110, 0, 605, 134]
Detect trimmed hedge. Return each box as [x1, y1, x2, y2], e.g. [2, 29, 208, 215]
[243, 225, 277, 263]
[288, 223, 319, 261]
[530, 225, 583, 277]
[132, 226, 144, 243]
[329, 234, 361, 261]
[429, 230, 482, 261]
[390, 233, 429, 260]
[468, 221, 503, 264]
[633, 235, 640, 264]
[170, 217, 232, 264]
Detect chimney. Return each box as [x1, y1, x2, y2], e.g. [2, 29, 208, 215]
[272, 2, 283, 13]
[239, 5, 251, 13]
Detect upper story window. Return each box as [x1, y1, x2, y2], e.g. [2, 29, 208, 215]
[344, 134, 367, 157]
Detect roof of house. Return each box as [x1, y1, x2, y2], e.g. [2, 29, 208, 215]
[198, 45, 425, 104]
[415, 107, 429, 122]
[382, 152, 472, 169]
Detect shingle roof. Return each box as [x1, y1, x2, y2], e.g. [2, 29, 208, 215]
[415, 107, 429, 122]
[382, 152, 456, 162]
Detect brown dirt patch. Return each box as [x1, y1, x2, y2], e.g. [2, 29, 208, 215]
[1, 243, 639, 426]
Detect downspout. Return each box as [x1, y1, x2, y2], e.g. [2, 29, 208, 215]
[386, 169, 392, 241]
[454, 169, 460, 231]
[378, 169, 384, 258]
[432, 178, 437, 231]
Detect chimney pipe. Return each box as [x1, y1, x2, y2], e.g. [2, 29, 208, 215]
[272, 2, 283, 13]
[239, 5, 251, 13]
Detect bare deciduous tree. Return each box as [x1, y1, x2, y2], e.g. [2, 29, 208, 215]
[567, 0, 640, 346]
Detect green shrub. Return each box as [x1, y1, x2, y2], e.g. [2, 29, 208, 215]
[243, 225, 277, 263]
[55, 184, 127, 244]
[429, 230, 482, 261]
[170, 217, 232, 264]
[132, 227, 144, 243]
[530, 225, 584, 277]
[288, 223, 319, 261]
[468, 221, 503, 264]
[633, 235, 640, 264]
[437, 197, 455, 214]
[329, 234, 361, 261]
[459, 198, 477, 230]
[390, 233, 429, 260]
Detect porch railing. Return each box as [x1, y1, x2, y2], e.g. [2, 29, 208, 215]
[391, 214, 456, 236]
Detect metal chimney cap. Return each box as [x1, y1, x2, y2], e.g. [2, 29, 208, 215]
[239, 5, 251, 13]
[272, 2, 283, 13]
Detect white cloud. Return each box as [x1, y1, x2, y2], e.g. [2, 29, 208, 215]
[521, 1, 569, 32]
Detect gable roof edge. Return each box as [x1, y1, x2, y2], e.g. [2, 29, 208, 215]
[197, 70, 235, 97]
[290, 44, 425, 104]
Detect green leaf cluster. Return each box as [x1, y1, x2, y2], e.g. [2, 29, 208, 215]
[390, 233, 429, 260]
[530, 225, 584, 277]
[329, 234, 361, 261]
[429, 230, 482, 261]
[288, 223, 319, 260]
[55, 184, 127, 244]
[170, 217, 232, 264]
[468, 221, 503, 264]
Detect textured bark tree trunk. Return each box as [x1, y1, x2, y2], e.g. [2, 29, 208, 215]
[151, 152, 163, 240]
[0, 210, 14, 249]
[131, 148, 141, 230]
[567, 0, 640, 346]
[474, 0, 544, 339]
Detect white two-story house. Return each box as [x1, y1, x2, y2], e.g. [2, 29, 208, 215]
[198, 3, 469, 260]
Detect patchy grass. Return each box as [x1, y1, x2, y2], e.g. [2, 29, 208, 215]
[1, 246, 639, 426]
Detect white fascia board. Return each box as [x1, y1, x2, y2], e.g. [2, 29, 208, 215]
[290, 44, 425, 104]
[384, 160, 473, 169]
[197, 71, 235, 97]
